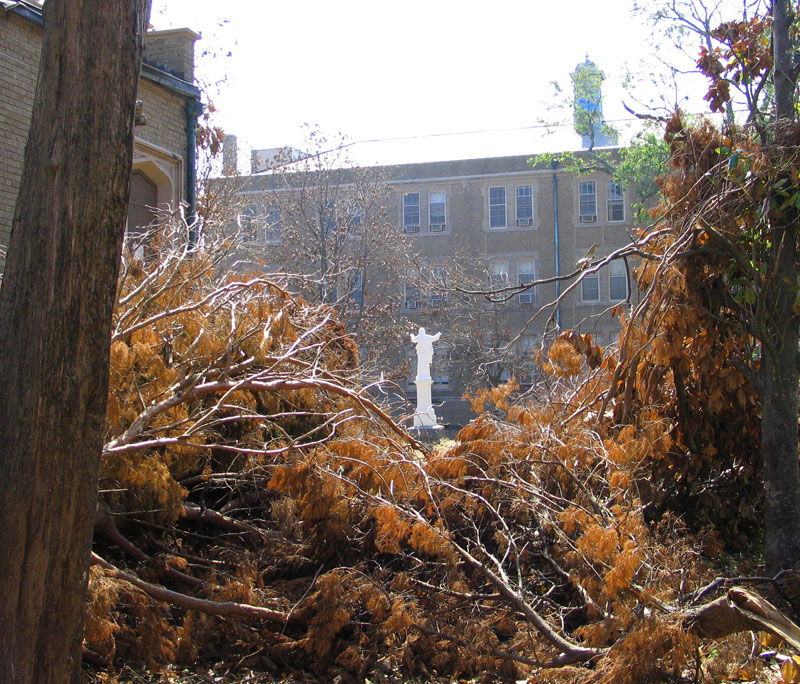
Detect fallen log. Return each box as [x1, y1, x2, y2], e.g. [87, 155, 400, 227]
[687, 587, 800, 651]
[91, 553, 302, 625]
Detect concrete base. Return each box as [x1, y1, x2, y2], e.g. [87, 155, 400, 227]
[413, 378, 440, 428]
[409, 424, 445, 441]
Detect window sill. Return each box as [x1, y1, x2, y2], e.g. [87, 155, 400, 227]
[576, 219, 628, 228]
[487, 225, 537, 232]
[576, 299, 627, 306]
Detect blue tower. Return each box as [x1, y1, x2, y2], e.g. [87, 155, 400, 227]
[572, 56, 617, 149]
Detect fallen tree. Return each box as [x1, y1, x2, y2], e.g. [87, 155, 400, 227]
[83, 218, 800, 684]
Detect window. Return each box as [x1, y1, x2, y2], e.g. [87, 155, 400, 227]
[237, 204, 259, 241]
[238, 205, 280, 244]
[429, 264, 447, 307]
[265, 207, 281, 243]
[520, 334, 538, 355]
[490, 260, 509, 288]
[489, 186, 506, 228]
[404, 281, 422, 310]
[518, 259, 535, 304]
[516, 185, 533, 226]
[348, 269, 364, 305]
[344, 202, 362, 235]
[609, 259, 628, 300]
[579, 181, 597, 223]
[607, 182, 624, 221]
[433, 345, 450, 386]
[404, 193, 420, 232]
[582, 273, 600, 301]
[321, 200, 336, 236]
[429, 191, 446, 231]
[518, 334, 540, 384]
[322, 278, 338, 303]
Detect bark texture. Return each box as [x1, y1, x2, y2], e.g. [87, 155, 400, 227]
[760, 330, 800, 574]
[0, 1, 151, 682]
[688, 587, 800, 650]
[760, 0, 800, 574]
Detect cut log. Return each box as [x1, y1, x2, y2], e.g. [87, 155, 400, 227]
[687, 587, 800, 651]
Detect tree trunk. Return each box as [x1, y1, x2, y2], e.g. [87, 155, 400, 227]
[759, 0, 800, 575]
[760, 338, 800, 574]
[773, 0, 795, 122]
[0, 1, 151, 683]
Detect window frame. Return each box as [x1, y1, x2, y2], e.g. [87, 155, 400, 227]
[517, 258, 535, 304]
[609, 259, 628, 300]
[516, 184, 533, 226]
[428, 191, 446, 231]
[579, 181, 597, 224]
[490, 259, 509, 289]
[403, 282, 422, 310]
[404, 269, 422, 310]
[403, 192, 420, 232]
[489, 186, 507, 229]
[607, 181, 624, 222]
[581, 272, 600, 301]
[264, 206, 281, 244]
[429, 264, 448, 307]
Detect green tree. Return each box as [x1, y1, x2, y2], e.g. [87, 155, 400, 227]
[0, 1, 151, 682]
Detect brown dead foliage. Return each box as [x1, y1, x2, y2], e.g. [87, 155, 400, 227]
[85, 195, 794, 683]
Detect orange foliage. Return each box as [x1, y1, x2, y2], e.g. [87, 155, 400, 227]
[87, 175, 775, 682]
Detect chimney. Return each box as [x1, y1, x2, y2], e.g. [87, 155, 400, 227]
[143, 28, 201, 82]
[222, 134, 238, 176]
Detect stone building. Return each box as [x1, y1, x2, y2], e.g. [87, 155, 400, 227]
[222, 59, 635, 426]
[0, 0, 202, 270]
[224, 147, 636, 427]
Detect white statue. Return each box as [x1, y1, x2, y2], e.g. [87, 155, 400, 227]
[410, 327, 442, 429]
[411, 326, 441, 382]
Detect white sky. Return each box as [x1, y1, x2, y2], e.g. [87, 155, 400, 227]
[149, 0, 715, 168]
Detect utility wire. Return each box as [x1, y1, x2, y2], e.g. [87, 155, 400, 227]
[257, 109, 730, 171]
[259, 116, 645, 171]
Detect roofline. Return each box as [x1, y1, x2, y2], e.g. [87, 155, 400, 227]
[141, 62, 200, 99]
[228, 148, 624, 194]
[145, 27, 201, 42]
[1, 1, 43, 25]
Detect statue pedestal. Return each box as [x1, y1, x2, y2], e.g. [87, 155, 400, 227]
[413, 378, 441, 429]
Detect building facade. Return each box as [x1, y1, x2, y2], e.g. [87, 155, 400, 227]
[0, 1, 202, 270]
[225, 148, 636, 427]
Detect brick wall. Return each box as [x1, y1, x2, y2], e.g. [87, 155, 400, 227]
[0, 12, 39, 253]
[0, 11, 197, 269]
[136, 78, 188, 161]
[230, 152, 636, 399]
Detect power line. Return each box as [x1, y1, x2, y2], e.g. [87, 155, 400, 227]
[342, 116, 643, 151]
[266, 116, 645, 169]
[256, 110, 727, 171]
